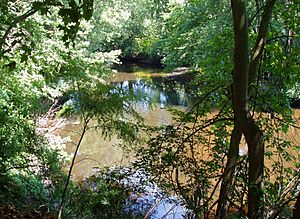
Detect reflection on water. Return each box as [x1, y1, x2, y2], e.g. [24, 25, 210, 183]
[113, 73, 193, 110]
[58, 69, 300, 218]
[61, 70, 192, 180]
[58, 70, 192, 218]
[59, 121, 130, 180]
[60, 69, 300, 179]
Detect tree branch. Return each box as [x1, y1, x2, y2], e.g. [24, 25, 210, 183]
[58, 119, 89, 219]
[216, 126, 242, 218]
[266, 34, 297, 44]
[248, 0, 276, 91]
[0, 8, 38, 54]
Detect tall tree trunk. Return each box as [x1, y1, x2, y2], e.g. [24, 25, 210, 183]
[246, 1, 275, 217]
[216, 127, 242, 218]
[231, 0, 276, 218]
[292, 192, 300, 219]
[245, 120, 264, 218]
[231, 1, 264, 218]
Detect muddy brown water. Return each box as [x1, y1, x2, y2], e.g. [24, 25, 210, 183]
[58, 70, 300, 181]
[54, 70, 299, 218]
[59, 70, 189, 180]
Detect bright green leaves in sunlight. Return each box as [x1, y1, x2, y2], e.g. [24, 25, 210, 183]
[57, 0, 94, 43]
[0, 67, 66, 209]
[0, 0, 94, 58]
[158, 0, 232, 71]
[0, 0, 140, 215]
[89, 0, 167, 59]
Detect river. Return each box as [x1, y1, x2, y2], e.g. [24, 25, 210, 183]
[57, 68, 192, 180]
[51, 68, 194, 218]
[54, 67, 299, 218]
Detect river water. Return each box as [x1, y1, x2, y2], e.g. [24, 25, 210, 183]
[54, 68, 193, 218]
[59, 69, 192, 180]
[56, 68, 300, 218]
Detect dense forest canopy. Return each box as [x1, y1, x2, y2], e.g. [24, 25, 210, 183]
[0, 0, 299, 218]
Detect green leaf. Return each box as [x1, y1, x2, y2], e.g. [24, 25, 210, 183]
[4, 61, 16, 71]
[32, 1, 43, 11]
[82, 0, 94, 20]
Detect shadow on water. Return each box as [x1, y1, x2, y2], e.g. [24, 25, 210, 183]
[113, 57, 163, 73]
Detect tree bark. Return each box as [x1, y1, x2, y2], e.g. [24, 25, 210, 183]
[216, 127, 242, 218]
[248, 0, 276, 91]
[292, 192, 300, 219]
[246, 1, 275, 217]
[230, 1, 266, 218]
[245, 119, 264, 218]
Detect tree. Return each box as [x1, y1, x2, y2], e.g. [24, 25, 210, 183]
[0, 0, 97, 180]
[0, 0, 143, 216]
[225, 1, 276, 217]
[135, 0, 299, 218]
[0, 0, 94, 56]
[89, 0, 168, 59]
[292, 192, 300, 219]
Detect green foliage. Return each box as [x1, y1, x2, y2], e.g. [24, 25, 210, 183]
[0, 45, 69, 212]
[88, 0, 166, 58]
[135, 94, 234, 215]
[262, 115, 299, 218]
[247, 0, 300, 112]
[57, 103, 74, 117]
[0, 0, 142, 216]
[134, 0, 300, 217]
[136, 88, 299, 217]
[0, 67, 40, 174]
[0, 138, 67, 212]
[0, 0, 94, 57]
[157, 0, 232, 70]
[0, 0, 299, 217]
